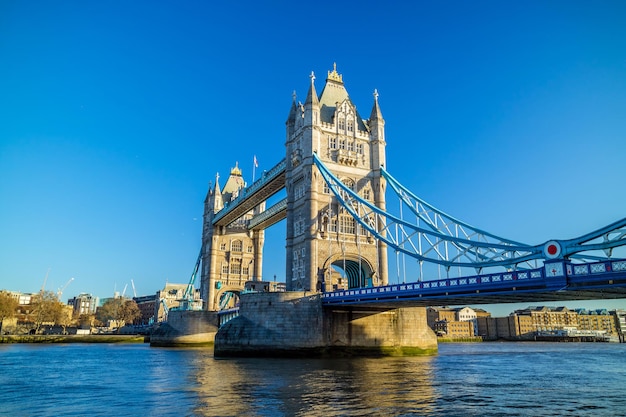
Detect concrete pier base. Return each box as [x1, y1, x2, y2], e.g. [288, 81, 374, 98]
[214, 292, 438, 357]
[150, 310, 218, 347]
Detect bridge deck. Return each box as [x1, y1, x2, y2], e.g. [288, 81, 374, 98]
[322, 259, 626, 309]
[212, 159, 286, 227]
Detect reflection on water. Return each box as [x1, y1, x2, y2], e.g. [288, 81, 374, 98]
[192, 353, 436, 416]
[1, 342, 625, 416]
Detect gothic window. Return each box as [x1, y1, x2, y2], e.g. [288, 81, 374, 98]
[338, 118, 345, 131]
[363, 189, 371, 200]
[347, 120, 354, 132]
[247, 245, 253, 253]
[242, 267, 249, 275]
[329, 136, 337, 149]
[222, 265, 229, 274]
[231, 240, 243, 252]
[347, 141, 354, 152]
[340, 178, 354, 200]
[294, 179, 305, 199]
[220, 243, 226, 251]
[231, 263, 241, 275]
[356, 143, 364, 154]
[342, 178, 354, 189]
[339, 139, 346, 150]
[330, 218, 338, 232]
[294, 213, 306, 236]
[339, 216, 356, 234]
[323, 182, 330, 194]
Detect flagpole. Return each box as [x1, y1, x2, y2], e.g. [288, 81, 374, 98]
[252, 155, 257, 182]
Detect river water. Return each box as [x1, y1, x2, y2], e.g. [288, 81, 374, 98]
[1, 342, 625, 416]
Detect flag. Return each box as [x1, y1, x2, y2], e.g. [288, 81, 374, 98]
[254, 155, 258, 168]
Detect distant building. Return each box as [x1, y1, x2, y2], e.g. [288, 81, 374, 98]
[427, 306, 480, 338]
[133, 294, 157, 325]
[574, 308, 617, 335]
[11, 292, 36, 324]
[513, 306, 578, 332]
[155, 283, 199, 322]
[612, 310, 626, 332]
[478, 306, 623, 340]
[68, 293, 99, 316]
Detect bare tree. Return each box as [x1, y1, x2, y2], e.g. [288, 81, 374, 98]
[29, 291, 63, 334]
[0, 291, 18, 333]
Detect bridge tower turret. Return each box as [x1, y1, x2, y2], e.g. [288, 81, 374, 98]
[200, 165, 265, 311]
[285, 64, 388, 292]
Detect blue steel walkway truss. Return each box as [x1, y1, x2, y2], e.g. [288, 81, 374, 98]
[313, 153, 626, 273]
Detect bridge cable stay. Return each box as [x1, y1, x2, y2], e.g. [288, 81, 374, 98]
[381, 164, 537, 271]
[314, 154, 538, 270]
[379, 165, 626, 263]
[312, 154, 626, 273]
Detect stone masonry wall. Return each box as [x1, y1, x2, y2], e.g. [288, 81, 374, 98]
[214, 292, 438, 357]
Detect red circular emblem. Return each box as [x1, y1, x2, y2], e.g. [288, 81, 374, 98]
[547, 244, 558, 255]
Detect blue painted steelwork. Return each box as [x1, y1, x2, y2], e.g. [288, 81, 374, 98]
[322, 258, 626, 307]
[212, 158, 286, 226]
[171, 247, 203, 311]
[313, 153, 626, 271]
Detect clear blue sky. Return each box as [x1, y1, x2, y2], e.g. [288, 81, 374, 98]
[1, 1, 625, 315]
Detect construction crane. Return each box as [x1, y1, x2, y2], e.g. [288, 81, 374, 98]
[131, 279, 137, 298]
[175, 247, 203, 311]
[57, 277, 74, 301]
[41, 268, 51, 293]
[121, 284, 128, 298]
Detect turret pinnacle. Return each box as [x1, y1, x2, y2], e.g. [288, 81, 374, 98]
[212, 172, 223, 212]
[369, 88, 384, 121]
[305, 71, 319, 106]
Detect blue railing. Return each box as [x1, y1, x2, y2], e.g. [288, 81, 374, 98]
[322, 258, 626, 305]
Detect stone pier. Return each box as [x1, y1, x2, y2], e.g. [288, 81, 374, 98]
[150, 310, 218, 347]
[214, 291, 438, 357]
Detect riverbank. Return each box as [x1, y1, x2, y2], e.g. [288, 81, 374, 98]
[0, 334, 149, 344]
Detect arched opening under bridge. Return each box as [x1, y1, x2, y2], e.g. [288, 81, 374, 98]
[217, 289, 240, 310]
[324, 255, 375, 290]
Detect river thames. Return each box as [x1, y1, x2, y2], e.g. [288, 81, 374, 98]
[1, 342, 624, 416]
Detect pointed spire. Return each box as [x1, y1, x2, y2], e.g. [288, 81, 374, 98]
[305, 71, 319, 106]
[369, 88, 383, 121]
[212, 172, 223, 212]
[286, 90, 297, 126]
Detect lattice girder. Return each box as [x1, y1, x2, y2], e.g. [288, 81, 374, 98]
[313, 154, 626, 270]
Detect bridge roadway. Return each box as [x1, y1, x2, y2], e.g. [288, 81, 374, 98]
[321, 258, 626, 310]
[212, 158, 286, 227]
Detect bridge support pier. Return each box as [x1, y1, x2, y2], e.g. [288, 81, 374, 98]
[150, 310, 218, 347]
[214, 292, 438, 357]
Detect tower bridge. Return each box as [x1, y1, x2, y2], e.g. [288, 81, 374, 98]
[161, 64, 626, 355]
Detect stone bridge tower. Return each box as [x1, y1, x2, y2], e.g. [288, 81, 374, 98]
[200, 164, 265, 311]
[285, 64, 388, 292]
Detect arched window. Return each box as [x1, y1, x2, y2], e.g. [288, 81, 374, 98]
[231, 240, 243, 252]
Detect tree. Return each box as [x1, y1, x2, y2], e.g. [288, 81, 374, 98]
[29, 291, 64, 334]
[77, 313, 96, 329]
[96, 298, 121, 325]
[96, 298, 141, 331]
[0, 291, 18, 333]
[56, 306, 75, 335]
[118, 299, 141, 326]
